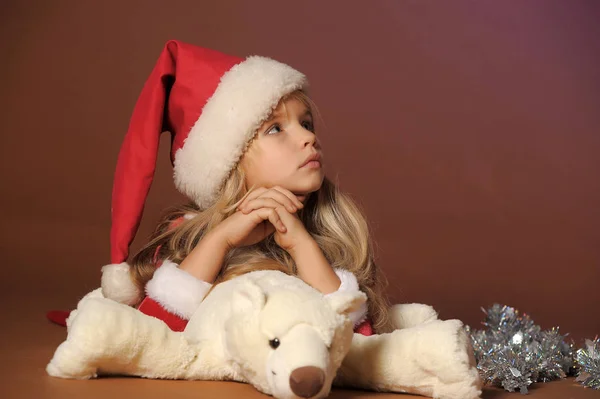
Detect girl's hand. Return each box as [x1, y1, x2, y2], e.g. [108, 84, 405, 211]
[212, 186, 304, 250]
[237, 186, 304, 215]
[272, 207, 313, 255]
[211, 208, 283, 250]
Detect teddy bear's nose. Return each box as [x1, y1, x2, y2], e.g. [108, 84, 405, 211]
[289, 366, 325, 398]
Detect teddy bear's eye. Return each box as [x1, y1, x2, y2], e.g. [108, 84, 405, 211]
[269, 338, 280, 349]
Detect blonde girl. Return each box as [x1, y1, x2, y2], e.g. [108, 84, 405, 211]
[47, 40, 392, 336]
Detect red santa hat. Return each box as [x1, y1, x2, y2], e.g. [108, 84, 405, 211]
[100, 39, 308, 305]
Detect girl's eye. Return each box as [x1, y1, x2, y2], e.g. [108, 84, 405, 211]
[302, 120, 315, 132]
[267, 124, 282, 135]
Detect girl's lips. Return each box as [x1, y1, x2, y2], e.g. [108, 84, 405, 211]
[300, 152, 322, 168]
[302, 160, 321, 169]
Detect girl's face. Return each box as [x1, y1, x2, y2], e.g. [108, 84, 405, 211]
[240, 96, 324, 202]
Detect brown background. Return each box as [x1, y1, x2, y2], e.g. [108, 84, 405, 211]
[1, 1, 599, 398]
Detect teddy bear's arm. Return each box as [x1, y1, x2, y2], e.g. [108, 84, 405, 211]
[47, 297, 199, 380]
[334, 319, 482, 399]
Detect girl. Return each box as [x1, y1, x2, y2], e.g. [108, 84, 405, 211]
[48, 39, 392, 336]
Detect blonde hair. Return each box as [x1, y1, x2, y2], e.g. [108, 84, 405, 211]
[130, 90, 393, 333]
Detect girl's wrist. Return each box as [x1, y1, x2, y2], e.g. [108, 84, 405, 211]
[204, 227, 233, 253]
[287, 234, 318, 259]
[289, 235, 341, 294]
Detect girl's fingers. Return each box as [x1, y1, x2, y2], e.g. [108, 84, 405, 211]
[268, 209, 287, 233]
[274, 206, 295, 225]
[240, 198, 289, 214]
[240, 188, 299, 213]
[271, 186, 304, 209]
[253, 207, 286, 233]
[266, 188, 302, 212]
[237, 187, 267, 209]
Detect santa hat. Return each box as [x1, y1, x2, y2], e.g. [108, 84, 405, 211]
[100, 39, 308, 305]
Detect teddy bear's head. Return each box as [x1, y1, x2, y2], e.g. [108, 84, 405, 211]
[221, 271, 366, 399]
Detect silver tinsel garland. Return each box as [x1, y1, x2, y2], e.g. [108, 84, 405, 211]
[576, 338, 600, 390]
[466, 303, 599, 393]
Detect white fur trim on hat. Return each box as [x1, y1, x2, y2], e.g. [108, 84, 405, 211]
[325, 268, 369, 327]
[145, 260, 213, 319]
[101, 262, 142, 306]
[173, 56, 308, 209]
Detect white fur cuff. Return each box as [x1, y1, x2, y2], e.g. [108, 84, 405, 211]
[325, 268, 368, 327]
[145, 260, 213, 319]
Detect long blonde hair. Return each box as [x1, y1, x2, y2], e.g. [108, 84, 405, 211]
[130, 91, 393, 333]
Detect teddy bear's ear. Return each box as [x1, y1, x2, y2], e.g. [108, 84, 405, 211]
[231, 280, 266, 314]
[326, 291, 367, 317]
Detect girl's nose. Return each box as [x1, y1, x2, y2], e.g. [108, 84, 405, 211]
[290, 121, 318, 149]
[298, 127, 317, 148]
[303, 133, 316, 148]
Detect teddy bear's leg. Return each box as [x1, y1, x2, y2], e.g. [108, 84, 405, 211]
[389, 303, 439, 330]
[47, 297, 197, 380]
[335, 319, 482, 399]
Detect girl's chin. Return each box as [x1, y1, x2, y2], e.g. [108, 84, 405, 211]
[281, 178, 324, 199]
[292, 187, 322, 202]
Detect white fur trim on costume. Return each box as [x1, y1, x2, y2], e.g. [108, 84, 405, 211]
[325, 268, 368, 327]
[101, 263, 141, 306]
[145, 260, 213, 319]
[173, 56, 307, 209]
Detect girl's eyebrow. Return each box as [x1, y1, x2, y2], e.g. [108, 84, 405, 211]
[266, 108, 312, 123]
[265, 110, 283, 122]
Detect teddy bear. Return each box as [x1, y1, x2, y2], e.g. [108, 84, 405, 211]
[46, 270, 482, 399]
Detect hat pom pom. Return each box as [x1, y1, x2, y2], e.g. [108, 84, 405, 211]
[101, 262, 142, 305]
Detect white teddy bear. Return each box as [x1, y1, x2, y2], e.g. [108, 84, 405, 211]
[47, 270, 482, 399]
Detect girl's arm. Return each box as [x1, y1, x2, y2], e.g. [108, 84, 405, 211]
[143, 206, 297, 324]
[289, 236, 369, 329]
[179, 230, 230, 283]
[179, 227, 341, 295]
[288, 238, 341, 294]
[139, 229, 229, 325]
[180, 203, 300, 282]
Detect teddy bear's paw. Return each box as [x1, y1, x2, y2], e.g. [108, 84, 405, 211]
[413, 320, 480, 379]
[417, 319, 482, 398]
[46, 340, 98, 379]
[431, 378, 482, 399]
[48, 298, 127, 379]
